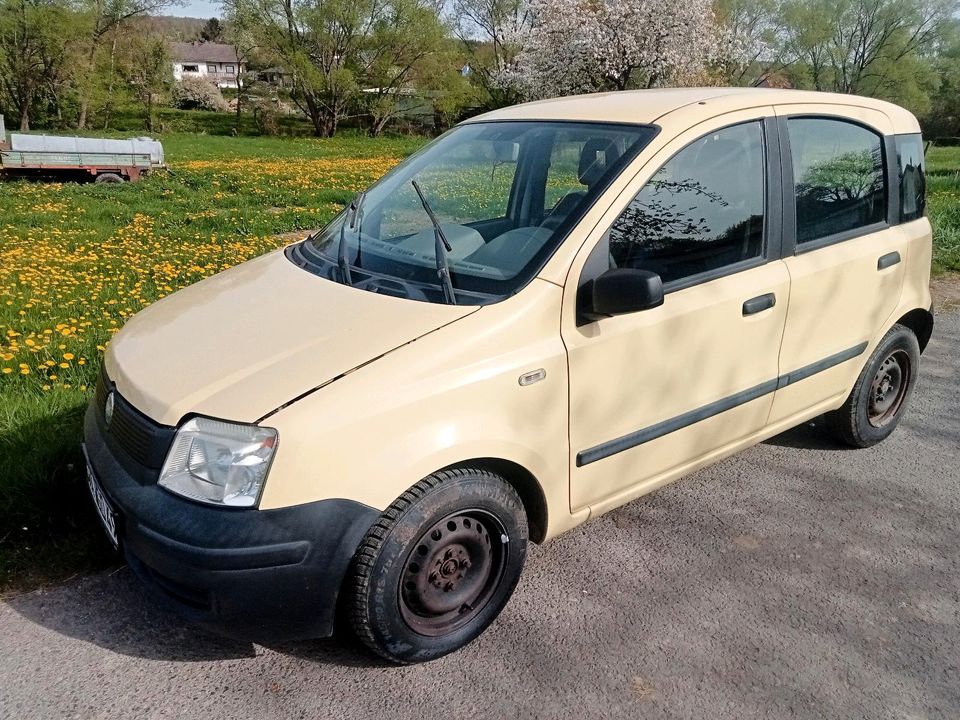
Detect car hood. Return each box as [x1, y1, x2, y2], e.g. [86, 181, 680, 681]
[105, 249, 477, 426]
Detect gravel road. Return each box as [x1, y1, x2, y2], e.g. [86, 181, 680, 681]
[1, 310, 958, 720]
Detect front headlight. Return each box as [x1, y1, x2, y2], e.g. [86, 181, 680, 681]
[158, 416, 278, 508]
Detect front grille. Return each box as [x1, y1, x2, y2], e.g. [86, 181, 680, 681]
[95, 365, 176, 473]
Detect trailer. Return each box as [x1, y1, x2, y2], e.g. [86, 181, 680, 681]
[0, 114, 165, 183]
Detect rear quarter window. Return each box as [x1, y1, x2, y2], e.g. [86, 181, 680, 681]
[896, 134, 926, 222]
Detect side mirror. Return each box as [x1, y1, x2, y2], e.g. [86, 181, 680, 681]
[578, 268, 664, 324]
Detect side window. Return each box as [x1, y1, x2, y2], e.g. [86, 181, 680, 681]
[896, 134, 926, 222]
[608, 121, 765, 285]
[788, 118, 886, 244]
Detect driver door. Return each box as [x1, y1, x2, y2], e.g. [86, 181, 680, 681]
[562, 110, 790, 513]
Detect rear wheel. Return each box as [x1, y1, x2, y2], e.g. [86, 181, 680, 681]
[94, 173, 124, 184]
[348, 468, 527, 664]
[825, 324, 920, 447]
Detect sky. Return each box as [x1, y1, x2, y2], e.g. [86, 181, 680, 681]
[165, 0, 221, 19]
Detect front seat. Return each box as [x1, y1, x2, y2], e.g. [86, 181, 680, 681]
[540, 139, 621, 230]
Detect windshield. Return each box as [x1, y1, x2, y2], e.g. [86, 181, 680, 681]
[290, 121, 658, 304]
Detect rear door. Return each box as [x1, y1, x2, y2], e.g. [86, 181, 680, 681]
[562, 109, 791, 513]
[768, 107, 909, 426]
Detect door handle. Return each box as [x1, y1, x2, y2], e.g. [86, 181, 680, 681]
[742, 293, 776, 316]
[878, 251, 901, 270]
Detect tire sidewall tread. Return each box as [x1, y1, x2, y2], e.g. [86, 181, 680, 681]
[348, 468, 528, 664]
[827, 323, 920, 448]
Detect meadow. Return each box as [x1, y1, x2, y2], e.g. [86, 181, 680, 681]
[1, 134, 958, 591]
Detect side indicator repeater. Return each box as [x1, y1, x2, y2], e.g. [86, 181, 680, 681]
[518, 368, 546, 386]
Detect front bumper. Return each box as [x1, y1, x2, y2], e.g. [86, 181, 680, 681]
[83, 400, 379, 642]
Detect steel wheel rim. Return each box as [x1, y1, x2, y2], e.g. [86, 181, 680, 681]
[398, 509, 507, 637]
[868, 349, 911, 428]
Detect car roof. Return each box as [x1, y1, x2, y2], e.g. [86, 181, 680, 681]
[467, 87, 920, 134]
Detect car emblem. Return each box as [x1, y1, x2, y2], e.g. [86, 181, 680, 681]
[104, 391, 115, 428]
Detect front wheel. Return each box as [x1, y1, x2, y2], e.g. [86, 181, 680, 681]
[825, 323, 920, 448]
[347, 468, 528, 664]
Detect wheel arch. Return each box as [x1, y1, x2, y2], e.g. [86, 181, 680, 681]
[895, 307, 934, 353]
[441, 458, 549, 544]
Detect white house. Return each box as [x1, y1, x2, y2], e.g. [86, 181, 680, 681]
[171, 41, 244, 89]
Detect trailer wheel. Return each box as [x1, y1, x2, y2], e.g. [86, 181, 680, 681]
[94, 173, 124, 184]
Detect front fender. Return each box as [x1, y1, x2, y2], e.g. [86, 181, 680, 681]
[257, 280, 580, 540]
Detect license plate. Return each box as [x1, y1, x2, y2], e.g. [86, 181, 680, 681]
[83, 447, 118, 548]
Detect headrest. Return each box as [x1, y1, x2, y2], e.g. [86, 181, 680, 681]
[578, 139, 620, 187]
[692, 138, 742, 170]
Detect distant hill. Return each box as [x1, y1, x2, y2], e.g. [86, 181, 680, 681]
[132, 15, 210, 41]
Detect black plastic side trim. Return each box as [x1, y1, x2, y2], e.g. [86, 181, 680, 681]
[794, 221, 889, 255]
[135, 523, 310, 571]
[878, 251, 901, 270]
[775, 342, 868, 389]
[762, 116, 784, 261]
[576, 378, 778, 467]
[576, 342, 869, 466]
[884, 134, 901, 225]
[776, 115, 797, 258]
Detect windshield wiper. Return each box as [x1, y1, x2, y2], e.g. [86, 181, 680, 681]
[337, 192, 365, 286]
[411, 180, 457, 305]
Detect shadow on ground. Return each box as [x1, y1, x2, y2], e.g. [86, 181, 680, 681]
[5, 566, 384, 666]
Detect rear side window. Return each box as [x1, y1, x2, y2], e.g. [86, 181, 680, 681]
[896, 134, 926, 222]
[788, 118, 886, 244]
[607, 121, 765, 285]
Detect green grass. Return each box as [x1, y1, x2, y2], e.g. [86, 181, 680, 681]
[925, 145, 960, 273]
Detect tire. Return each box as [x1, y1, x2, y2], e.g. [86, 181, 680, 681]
[825, 323, 920, 448]
[94, 173, 124, 184]
[348, 468, 528, 664]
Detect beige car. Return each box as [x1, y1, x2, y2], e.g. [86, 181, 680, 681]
[83, 88, 932, 664]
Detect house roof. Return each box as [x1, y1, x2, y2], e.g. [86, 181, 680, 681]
[172, 41, 239, 64]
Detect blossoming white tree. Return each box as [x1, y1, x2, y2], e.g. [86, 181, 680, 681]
[503, 0, 724, 99]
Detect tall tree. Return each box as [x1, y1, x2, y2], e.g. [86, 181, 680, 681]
[452, 0, 530, 109]
[231, 0, 366, 136]
[221, 0, 258, 134]
[200, 16, 224, 40]
[780, 0, 951, 95]
[714, 0, 787, 85]
[0, 0, 69, 130]
[118, 33, 171, 131]
[361, 0, 449, 135]
[509, 0, 722, 99]
[231, 0, 451, 136]
[75, 0, 182, 129]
